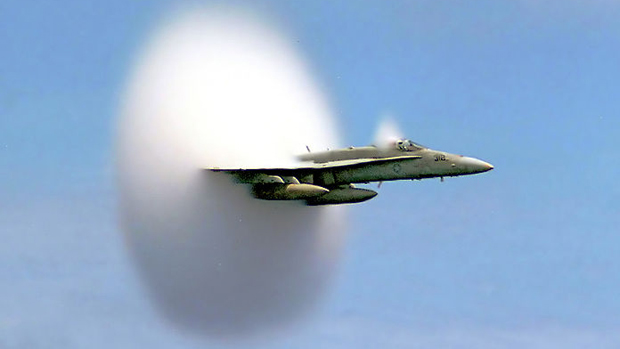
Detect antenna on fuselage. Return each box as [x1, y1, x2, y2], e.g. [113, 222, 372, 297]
[306, 145, 311, 153]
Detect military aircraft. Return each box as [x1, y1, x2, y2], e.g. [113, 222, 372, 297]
[209, 139, 493, 205]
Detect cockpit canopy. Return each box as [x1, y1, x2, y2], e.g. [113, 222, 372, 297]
[395, 139, 425, 152]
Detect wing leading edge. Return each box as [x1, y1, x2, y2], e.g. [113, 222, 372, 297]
[208, 155, 422, 176]
[207, 155, 421, 205]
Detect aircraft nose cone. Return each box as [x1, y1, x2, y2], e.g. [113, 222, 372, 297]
[462, 157, 494, 173]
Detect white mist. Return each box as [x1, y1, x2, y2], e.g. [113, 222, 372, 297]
[116, 8, 346, 338]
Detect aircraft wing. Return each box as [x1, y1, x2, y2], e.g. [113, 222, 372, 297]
[208, 155, 421, 183]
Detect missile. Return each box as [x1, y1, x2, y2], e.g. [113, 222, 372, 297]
[251, 183, 330, 200]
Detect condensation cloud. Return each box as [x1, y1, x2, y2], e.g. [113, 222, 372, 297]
[116, 8, 346, 338]
[374, 116, 403, 147]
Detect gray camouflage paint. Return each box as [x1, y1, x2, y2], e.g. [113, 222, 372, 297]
[211, 139, 493, 205]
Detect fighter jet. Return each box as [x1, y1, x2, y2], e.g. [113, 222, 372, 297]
[210, 139, 493, 205]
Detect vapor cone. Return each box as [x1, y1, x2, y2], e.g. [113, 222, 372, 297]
[116, 8, 345, 337]
[374, 115, 404, 147]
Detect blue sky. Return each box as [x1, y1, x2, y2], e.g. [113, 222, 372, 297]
[2, 0, 620, 347]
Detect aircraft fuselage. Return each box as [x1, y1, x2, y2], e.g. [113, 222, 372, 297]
[299, 145, 493, 187]
[211, 139, 493, 205]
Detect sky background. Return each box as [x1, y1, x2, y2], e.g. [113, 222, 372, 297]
[2, 0, 620, 348]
